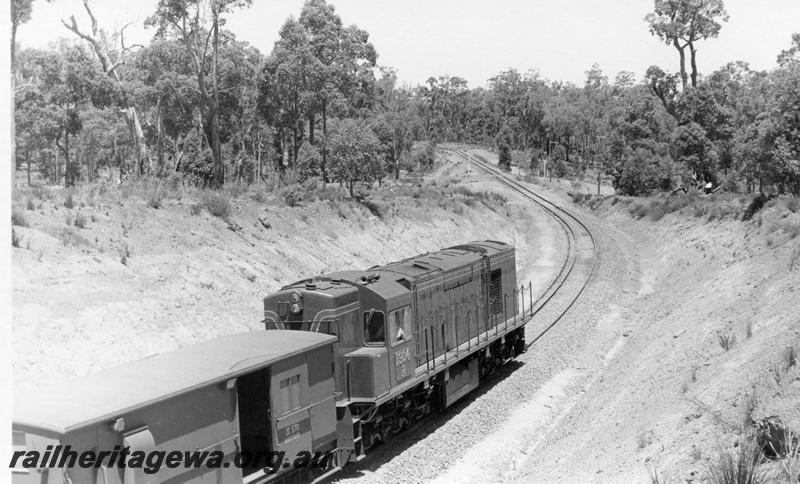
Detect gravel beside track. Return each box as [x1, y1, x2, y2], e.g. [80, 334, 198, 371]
[331, 151, 644, 483]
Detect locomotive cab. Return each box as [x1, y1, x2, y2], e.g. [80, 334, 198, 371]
[263, 272, 416, 402]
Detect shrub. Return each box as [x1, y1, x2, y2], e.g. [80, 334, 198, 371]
[12, 229, 22, 248]
[638, 430, 655, 449]
[359, 198, 384, 218]
[650, 201, 670, 222]
[200, 191, 231, 219]
[31, 186, 54, 201]
[25, 197, 35, 210]
[74, 212, 87, 229]
[51, 228, 91, 247]
[743, 194, 771, 222]
[64, 191, 75, 209]
[787, 223, 800, 240]
[787, 197, 800, 214]
[11, 210, 28, 227]
[295, 142, 323, 183]
[148, 185, 163, 209]
[189, 204, 202, 216]
[784, 344, 797, 370]
[282, 185, 304, 207]
[571, 192, 586, 204]
[630, 203, 649, 219]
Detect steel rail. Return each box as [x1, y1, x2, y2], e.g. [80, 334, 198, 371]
[320, 151, 597, 482]
[444, 149, 597, 349]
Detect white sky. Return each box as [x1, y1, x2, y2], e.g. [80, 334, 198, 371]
[12, 0, 800, 88]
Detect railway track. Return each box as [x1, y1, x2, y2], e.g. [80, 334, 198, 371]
[444, 148, 597, 349]
[330, 150, 598, 483]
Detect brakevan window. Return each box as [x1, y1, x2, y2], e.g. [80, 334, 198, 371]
[279, 374, 301, 414]
[364, 310, 385, 344]
[390, 306, 412, 345]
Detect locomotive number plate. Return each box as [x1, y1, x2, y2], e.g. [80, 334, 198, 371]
[396, 347, 412, 379]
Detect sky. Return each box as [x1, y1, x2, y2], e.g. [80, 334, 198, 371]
[14, 0, 800, 88]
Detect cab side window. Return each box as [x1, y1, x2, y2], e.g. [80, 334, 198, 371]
[389, 306, 412, 345]
[363, 311, 385, 344]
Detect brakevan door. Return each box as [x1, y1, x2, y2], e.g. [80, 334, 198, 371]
[270, 355, 311, 468]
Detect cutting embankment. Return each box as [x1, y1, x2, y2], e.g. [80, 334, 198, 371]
[10, 160, 800, 484]
[10, 178, 535, 394]
[510, 190, 800, 483]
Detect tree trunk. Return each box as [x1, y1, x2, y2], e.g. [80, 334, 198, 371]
[64, 126, 73, 188]
[11, 22, 17, 181]
[26, 149, 31, 186]
[156, 97, 164, 176]
[308, 113, 315, 145]
[349, 179, 354, 197]
[211, 8, 223, 189]
[64, 7, 154, 174]
[321, 102, 328, 182]
[689, 42, 698, 88]
[198, 109, 204, 152]
[55, 139, 60, 185]
[253, 131, 260, 183]
[673, 38, 688, 90]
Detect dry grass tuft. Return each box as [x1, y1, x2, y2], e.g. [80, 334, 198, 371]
[719, 334, 737, 351]
[12, 229, 23, 248]
[706, 432, 767, 484]
[12, 210, 29, 227]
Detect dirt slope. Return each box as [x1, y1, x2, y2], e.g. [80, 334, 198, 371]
[506, 192, 800, 483]
[11, 174, 540, 394]
[11, 151, 799, 483]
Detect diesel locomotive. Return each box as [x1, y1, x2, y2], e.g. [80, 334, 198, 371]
[12, 241, 527, 484]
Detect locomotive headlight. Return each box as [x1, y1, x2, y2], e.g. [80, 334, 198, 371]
[289, 291, 303, 314]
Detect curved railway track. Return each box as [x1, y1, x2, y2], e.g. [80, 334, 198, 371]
[329, 150, 598, 483]
[444, 148, 597, 349]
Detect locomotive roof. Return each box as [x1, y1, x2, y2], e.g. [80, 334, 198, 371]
[316, 241, 512, 304]
[14, 331, 336, 435]
[378, 240, 512, 279]
[274, 242, 513, 306]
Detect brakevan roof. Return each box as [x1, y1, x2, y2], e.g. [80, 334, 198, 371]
[14, 331, 336, 435]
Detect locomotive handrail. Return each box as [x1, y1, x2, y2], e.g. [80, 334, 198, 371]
[445, 148, 598, 351]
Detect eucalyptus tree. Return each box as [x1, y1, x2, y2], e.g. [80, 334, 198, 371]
[327, 119, 382, 197]
[134, 39, 198, 175]
[645, 0, 728, 89]
[15, 48, 60, 183]
[147, 0, 253, 188]
[370, 67, 413, 179]
[11, 0, 52, 177]
[33, 43, 116, 186]
[258, 18, 315, 172]
[62, 0, 151, 175]
[298, 0, 377, 179]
